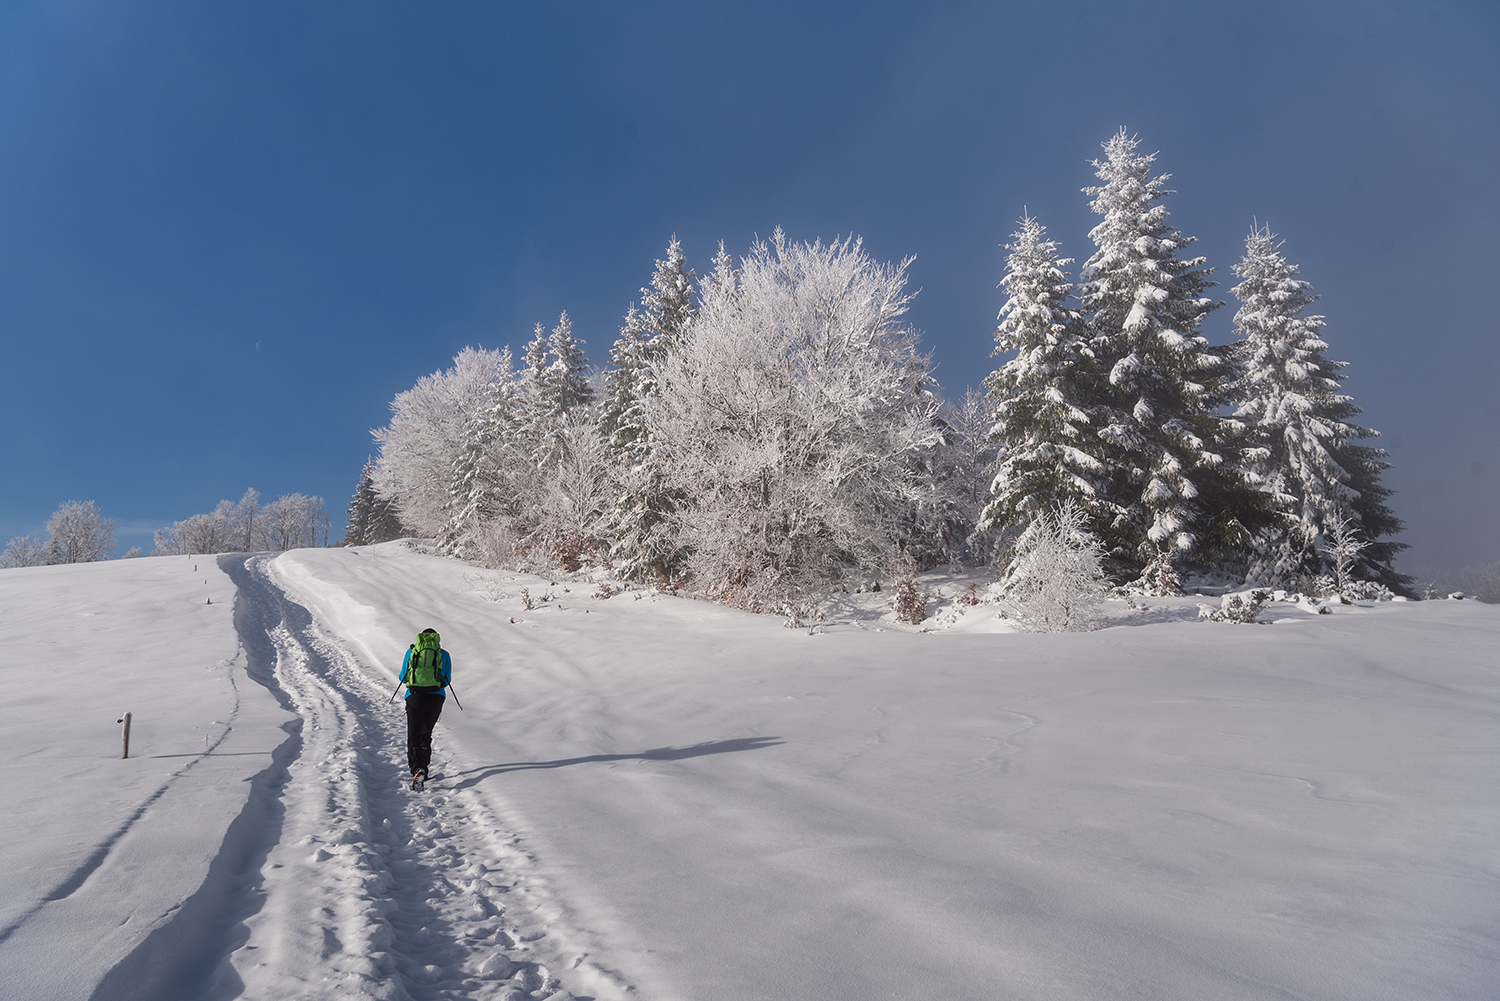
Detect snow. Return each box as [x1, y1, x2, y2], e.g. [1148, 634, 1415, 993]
[2, 544, 1498, 1000]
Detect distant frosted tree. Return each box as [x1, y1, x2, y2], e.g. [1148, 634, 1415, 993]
[45, 500, 116, 563]
[1078, 129, 1259, 572]
[1231, 224, 1407, 590]
[646, 231, 940, 609]
[998, 502, 1109, 632]
[259, 494, 330, 551]
[154, 504, 232, 555]
[0, 535, 49, 568]
[979, 214, 1102, 538]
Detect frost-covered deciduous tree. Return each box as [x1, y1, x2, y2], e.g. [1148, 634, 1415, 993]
[0, 535, 49, 568]
[1231, 225, 1408, 591]
[921, 387, 1003, 563]
[532, 412, 614, 569]
[439, 349, 525, 555]
[259, 494, 330, 551]
[646, 231, 941, 609]
[154, 489, 327, 554]
[1079, 130, 1258, 572]
[980, 214, 1102, 539]
[45, 500, 116, 563]
[998, 503, 1109, 632]
[373, 347, 507, 537]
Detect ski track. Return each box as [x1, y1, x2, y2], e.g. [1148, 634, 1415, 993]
[96, 555, 594, 1001]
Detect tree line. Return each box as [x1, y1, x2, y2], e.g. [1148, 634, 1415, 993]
[1, 489, 331, 567]
[349, 129, 1408, 606]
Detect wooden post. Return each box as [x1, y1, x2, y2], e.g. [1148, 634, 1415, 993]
[118, 713, 132, 759]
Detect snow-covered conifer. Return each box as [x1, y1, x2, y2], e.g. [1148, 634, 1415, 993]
[605, 239, 700, 581]
[342, 461, 377, 546]
[597, 304, 651, 451]
[1231, 224, 1407, 590]
[545, 312, 595, 415]
[980, 214, 1102, 538]
[1078, 130, 1257, 572]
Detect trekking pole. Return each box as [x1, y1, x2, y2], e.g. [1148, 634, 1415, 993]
[389, 679, 404, 703]
[448, 683, 464, 711]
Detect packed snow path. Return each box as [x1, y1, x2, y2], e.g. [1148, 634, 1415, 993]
[183, 554, 594, 1001]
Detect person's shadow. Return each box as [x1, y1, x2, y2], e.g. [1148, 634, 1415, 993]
[448, 736, 784, 790]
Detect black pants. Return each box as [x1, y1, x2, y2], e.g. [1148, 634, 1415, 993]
[405, 692, 445, 775]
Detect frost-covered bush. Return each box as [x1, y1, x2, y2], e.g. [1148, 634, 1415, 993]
[1199, 589, 1271, 623]
[890, 558, 930, 625]
[1341, 579, 1396, 601]
[998, 503, 1108, 632]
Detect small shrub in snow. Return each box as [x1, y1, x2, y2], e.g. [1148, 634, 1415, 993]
[1289, 571, 1335, 599]
[997, 503, 1108, 633]
[1321, 515, 1370, 599]
[957, 582, 982, 607]
[890, 559, 930, 625]
[1342, 579, 1396, 601]
[1121, 550, 1182, 596]
[1199, 589, 1271, 624]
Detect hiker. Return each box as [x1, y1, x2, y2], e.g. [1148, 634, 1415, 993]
[399, 627, 451, 789]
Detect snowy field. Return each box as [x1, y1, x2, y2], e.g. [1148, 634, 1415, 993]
[1, 543, 1497, 1000]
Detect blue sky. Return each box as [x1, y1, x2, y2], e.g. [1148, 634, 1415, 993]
[1, 0, 1496, 572]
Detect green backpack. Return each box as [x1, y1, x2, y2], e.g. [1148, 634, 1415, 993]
[406, 629, 444, 690]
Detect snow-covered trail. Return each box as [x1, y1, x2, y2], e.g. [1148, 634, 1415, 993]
[168, 553, 597, 1001]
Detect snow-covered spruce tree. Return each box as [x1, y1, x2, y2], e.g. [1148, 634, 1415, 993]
[44, 500, 116, 563]
[645, 231, 941, 610]
[546, 311, 595, 415]
[1078, 130, 1262, 574]
[597, 304, 651, 451]
[342, 460, 377, 546]
[979, 214, 1103, 542]
[604, 238, 699, 581]
[372, 347, 508, 537]
[1231, 225, 1408, 591]
[998, 502, 1109, 632]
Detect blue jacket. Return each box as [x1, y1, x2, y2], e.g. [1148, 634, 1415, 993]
[399, 647, 452, 698]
